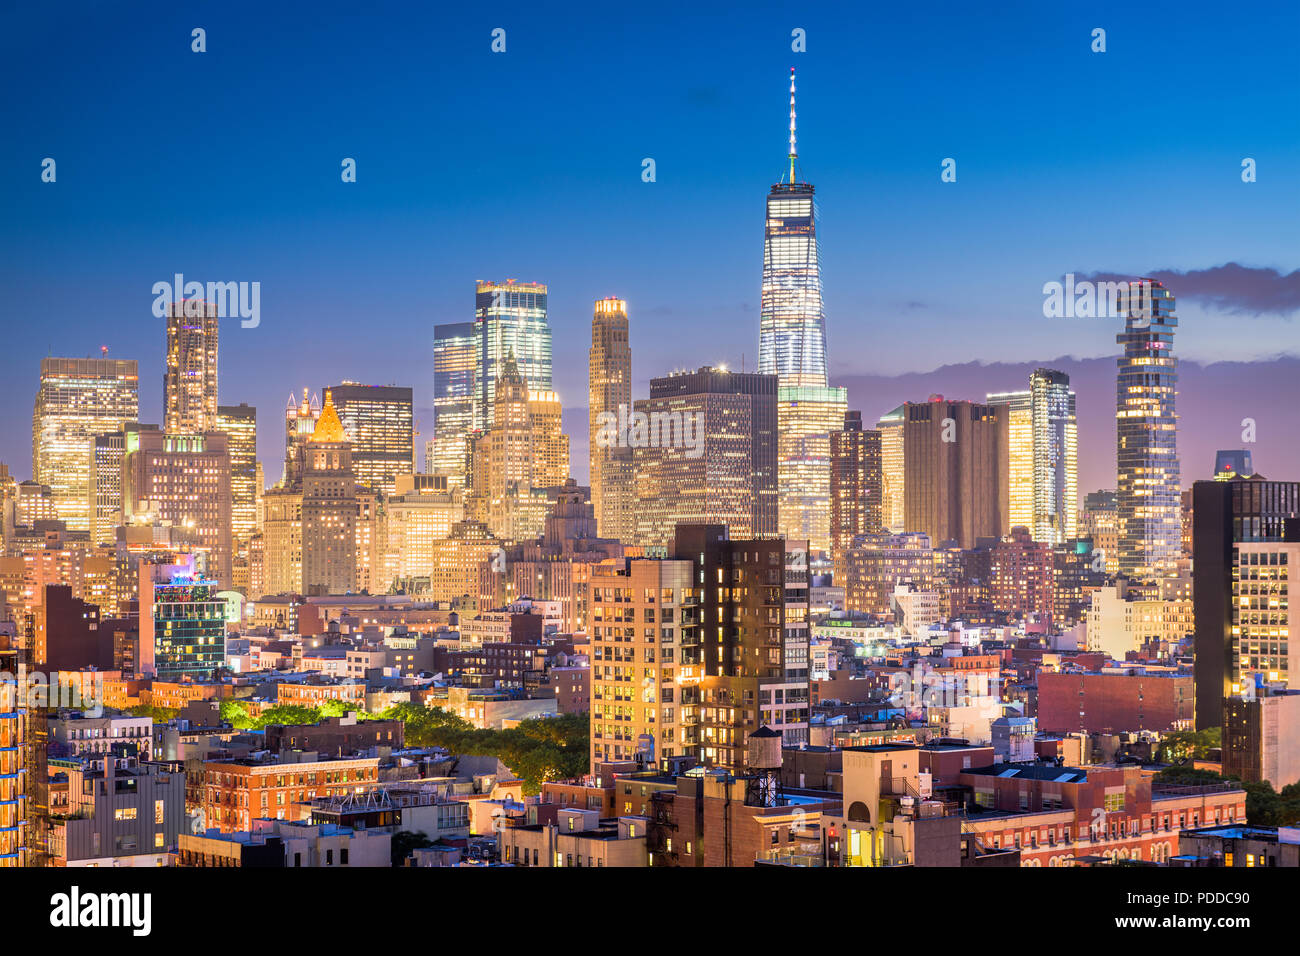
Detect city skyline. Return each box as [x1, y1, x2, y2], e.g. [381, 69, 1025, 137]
[3, 3, 1298, 490]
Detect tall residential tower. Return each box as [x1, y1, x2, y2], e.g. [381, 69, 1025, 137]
[588, 297, 633, 542]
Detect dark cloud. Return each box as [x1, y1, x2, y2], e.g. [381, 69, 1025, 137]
[1082, 264, 1300, 317]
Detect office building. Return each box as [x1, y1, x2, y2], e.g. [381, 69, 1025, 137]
[902, 398, 1008, 550]
[301, 390, 358, 596]
[216, 403, 258, 547]
[281, 389, 321, 488]
[431, 322, 477, 487]
[633, 367, 778, 548]
[1115, 279, 1181, 581]
[88, 423, 158, 546]
[323, 383, 414, 496]
[589, 297, 634, 542]
[468, 356, 569, 542]
[32, 356, 139, 532]
[122, 429, 233, 587]
[473, 279, 552, 433]
[829, 410, 882, 570]
[1192, 477, 1300, 728]
[164, 300, 219, 434]
[986, 388, 1032, 533]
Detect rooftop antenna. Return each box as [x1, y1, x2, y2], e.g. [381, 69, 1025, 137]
[788, 67, 798, 185]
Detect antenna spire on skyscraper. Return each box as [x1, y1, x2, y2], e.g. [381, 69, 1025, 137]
[788, 67, 798, 185]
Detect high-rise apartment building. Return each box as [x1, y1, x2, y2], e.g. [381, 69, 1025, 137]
[32, 357, 139, 532]
[829, 411, 882, 568]
[473, 280, 552, 433]
[986, 389, 1032, 532]
[588, 557, 696, 771]
[1116, 279, 1181, 581]
[1192, 477, 1300, 728]
[841, 532, 934, 615]
[88, 424, 157, 546]
[1230, 541, 1300, 694]
[989, 370, 1077, 546]
[589, 297, 634, 542]
[301, 391, 357, 596]
[672, 525, 811, 770]
[431, 322, 477, 486]
[323, 383, 414, 496]
[1030, 368, 1078, 545]
[902, 398, 1008, 550]
[216, 404, 258, 547]
[122, 430, 233, 587]
[164, 301, 219, 434]
[633, 367, 778, 548]
[385, 475, 465, 582]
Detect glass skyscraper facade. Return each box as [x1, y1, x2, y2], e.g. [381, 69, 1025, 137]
[142, 559, 227, 680]
[323, 383, 413, 497]
[32, 356, 140, 532]
[988, 369, 1077, 546]
[759, 72, 827, 389]
[473, 280, 552, 434]
[760, 70, 845, 553]
[1030, 368, 1078, 546]
[431, 321, 477, 487]
[1116, 279, 1181, 581]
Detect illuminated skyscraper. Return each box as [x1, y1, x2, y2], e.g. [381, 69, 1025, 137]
[431, 322, 477, 487]
[633, 367, 778, 548]
[588, 297, 633, 542]
[216, 403, 258, 547]
[89, 423, 158, 546]
[1030, 368, 1078, 546]
[759, 69, 827, 388]
[164, 301, 219, 434]
[902, 398, 1008, 550]
[32, 356, 139, 532]
[122, 430, 233, 587]
[301, 390, 357, 595]
[1116, 279, 1181, 581]
[986, 389, 1032, 532]
[829, 411, 882, 567]
[778, 386, 846, 554]
[876, 406, 905, 533]
[323, 383, 414, 496]
[468, 356, 568, 542]
[758, 70, 846, 552]
[281, 389, 320, 488]
[989, 369, 1077, 546]
[473, 280, 552, 434]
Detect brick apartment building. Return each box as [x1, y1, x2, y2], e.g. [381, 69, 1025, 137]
[1036, 669, 1194, 734]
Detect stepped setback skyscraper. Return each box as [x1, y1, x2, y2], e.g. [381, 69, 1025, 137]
[760, 69, 846, 553]
[1116, 279, 1181, 581]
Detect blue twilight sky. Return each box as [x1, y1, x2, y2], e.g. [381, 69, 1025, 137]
[2, 0, 1298, 484]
